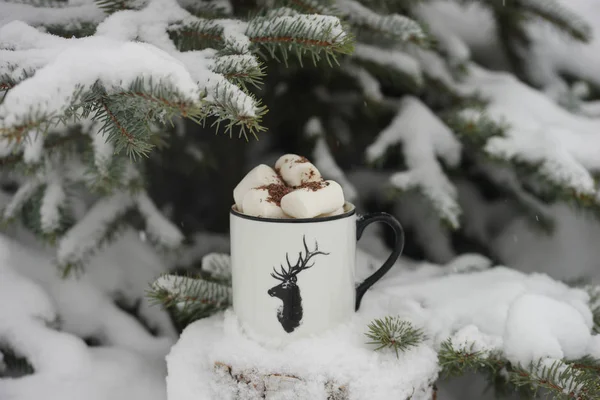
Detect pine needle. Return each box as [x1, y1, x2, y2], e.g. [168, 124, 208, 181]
[365, 316, 425, 358]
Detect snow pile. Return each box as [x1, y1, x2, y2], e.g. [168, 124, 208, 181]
[0, 230, 176, 400]
[166, 250, 600, 399]
[166, 311, 439, 400]
[370, 264, 599, 366]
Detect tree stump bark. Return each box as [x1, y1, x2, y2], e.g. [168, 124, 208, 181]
[214, 362, 350, 400]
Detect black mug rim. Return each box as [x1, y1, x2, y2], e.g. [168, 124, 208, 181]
[230, 202, 356, 223]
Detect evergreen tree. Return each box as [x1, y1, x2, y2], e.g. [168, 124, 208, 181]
[3, 0, 600, 398]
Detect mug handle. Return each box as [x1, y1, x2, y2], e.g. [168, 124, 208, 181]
[355, 213, 405, 311]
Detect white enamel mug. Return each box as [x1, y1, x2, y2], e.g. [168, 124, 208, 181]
[230, 202, 404, 341]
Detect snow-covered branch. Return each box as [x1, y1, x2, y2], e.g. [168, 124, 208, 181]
[367, 96, 463, 228]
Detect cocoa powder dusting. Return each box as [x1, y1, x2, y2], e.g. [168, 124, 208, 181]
[257, 183, 292, 206]
[294, 156, 310, 164]
[298, 180, 327, 191]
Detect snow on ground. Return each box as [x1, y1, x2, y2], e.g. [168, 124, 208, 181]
[0, 230, 176, 400]
[166, 248, 600, 399]
[167, 311, 439, 400]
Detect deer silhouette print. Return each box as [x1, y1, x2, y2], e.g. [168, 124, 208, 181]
[267, 235, 329, 333]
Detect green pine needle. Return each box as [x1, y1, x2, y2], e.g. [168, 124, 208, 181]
[148, 274, 231, 330]
[365, 316, 425, 358]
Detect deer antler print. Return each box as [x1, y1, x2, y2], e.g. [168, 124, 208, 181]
[267, 235, 329, 333]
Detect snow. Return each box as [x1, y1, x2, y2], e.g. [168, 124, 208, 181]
[166, 311, 439, 400]
[210, 19, 251, 54]
[22, 131, 44, 165]
[40, 177, 66, 234]
[340, 64, 382, 101]
[165, 247, 600, 399]
[211, 54, 260, 76]
[366, 96, 462, 228]
[245, 14, 347, 45]
[202, 253, 232, 279]
[0, 1, 105, 29]
[136, 192, 184, 249]
[0, 22, 201, 128]
[0, 231, 175, 400]
[503, 294, 591, 363]
[449, 325, 502, 356]
[152, 275, 199, 296]
[457, 66, 599, 196]
[0, 0, 264, 130]
[57, 192, 134, 267]
[370, 267, 600, 366]
[3, 179, 42, 220]
[352, 43, 422, 86]
[417, 0, 600, 97]
[335, 0, 425, 43]
[91, 124, 114, 176]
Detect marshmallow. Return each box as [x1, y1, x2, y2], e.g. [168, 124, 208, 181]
[317, 206, 345, 218]
[234, 165, 282, 211]
[275, 154, 322, 187]
[280, 180, 345, 219]
[242, 188, 289, 219]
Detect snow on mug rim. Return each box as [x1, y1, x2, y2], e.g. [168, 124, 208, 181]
[230, 202, 355, 223]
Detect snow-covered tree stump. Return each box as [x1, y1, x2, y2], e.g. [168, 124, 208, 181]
[164, 254, 600, 400]
[165, 311, 439, 400]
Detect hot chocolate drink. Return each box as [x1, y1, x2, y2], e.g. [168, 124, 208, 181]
[233, 154, 345, 218]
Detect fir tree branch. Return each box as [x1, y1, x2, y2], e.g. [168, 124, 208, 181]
[364, 316, 425, 358]
[517, 0, 591, 42]
[335, 0, 427, 45]
[276, 0, 336, 15]
[351, 43, 423, 93]
[149, 274, 232, 329]
[168, 19, 234, 53]
[0, 129, 84, 167]
[568, 356, 600, 375]
[438, 339, 505, 377]
[94, 0, 137, 14]
[1, 179, 43, 222]
[438, 338, 600, 399]
[179, 0, 232, 19]
[56, 192, 135, 276]
[18, 182, 74, 244]
[201, 253, 232, 283]
[582, 285, 600, 334]
[246, 13, 354, 66]
[135, 191, 184, 249]
[211, 55, 265, 89]
[448, 111, 600, 219]
[509, 359, 600, 399]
